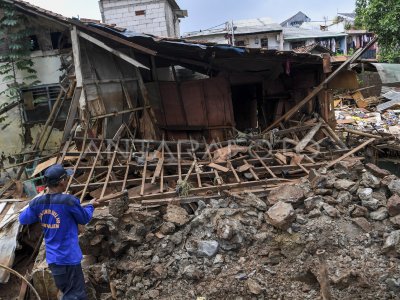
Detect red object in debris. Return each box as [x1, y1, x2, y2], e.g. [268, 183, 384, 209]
[36, 185, 46, 193]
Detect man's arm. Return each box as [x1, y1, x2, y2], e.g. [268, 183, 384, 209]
[69, 197, 95, 225]
[19, 205, 39, 225]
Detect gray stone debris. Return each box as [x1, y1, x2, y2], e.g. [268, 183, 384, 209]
[265, 201, 295, 229]
[267, 185, 305, 205]
[357, 188, 373, 201]
[196, 240, 219, 257]
[65, 159, 400, 300]
[389, 179, 400, 196]
[369, 207, 389, 221]
[334, 179, 356, 190]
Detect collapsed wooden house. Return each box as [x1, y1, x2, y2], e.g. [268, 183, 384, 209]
[0, 1, 379, 295]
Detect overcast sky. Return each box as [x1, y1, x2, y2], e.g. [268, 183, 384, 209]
[27, 0, 356, 34]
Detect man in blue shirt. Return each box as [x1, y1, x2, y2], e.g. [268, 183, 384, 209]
[20, 164, 98, 300]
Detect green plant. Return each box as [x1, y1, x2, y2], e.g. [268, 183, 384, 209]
[0, 2, 39, 123]
[355, 0, 400, 63]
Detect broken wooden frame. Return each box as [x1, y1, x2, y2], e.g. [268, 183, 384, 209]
[56, 119, 352, 207]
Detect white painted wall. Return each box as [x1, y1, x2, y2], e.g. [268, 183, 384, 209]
[100, 0, 180, 37]
[0, 51, 63, 171]
[235, 33, 282, 50]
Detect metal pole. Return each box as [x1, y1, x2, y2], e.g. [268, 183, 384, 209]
[231, 20, 235, 46]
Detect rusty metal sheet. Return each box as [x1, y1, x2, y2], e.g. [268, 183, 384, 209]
[203, 77, 234, 127]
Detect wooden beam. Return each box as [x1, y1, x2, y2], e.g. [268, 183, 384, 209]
[295, 122, 322, 152]
[326, 138, 375, 169]
[71, 26, 84, 87]
[77, 31, 149, 70]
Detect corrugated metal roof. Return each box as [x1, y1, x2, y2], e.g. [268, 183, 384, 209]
[234, 24, 282, 35]
[283, 27, 347, 40]
[372, 63, 400, 84]
[183, 18, 282, 39]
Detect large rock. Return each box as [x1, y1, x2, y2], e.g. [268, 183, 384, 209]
[334, 179, 356, 191]
[390, 215, 400, 228]
[362, 198, 380, 211]
[267, 185, 304, 205]
[383, 230, 400, 254]
[369, 207, 389, 221]
[163, 205, 190, 226]
[357, 188, 373, 201]
[304, 196, 324, 212]
[352, 217, 372, 232]
[322, 203, 339, 218]
[387, 194, 400, 217]
[360, 172, 381, 188]
[265, 201, 295, 230]
[216, 219, 246, 250]
[247, 278, 263, 295]
[388, 179, 400, 196]
[337, 191, 352, 206]
[365, 163, 391, 178]
[351, 205, 369, 218]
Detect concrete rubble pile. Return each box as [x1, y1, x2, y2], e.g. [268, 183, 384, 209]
[31, 158, 400, 299]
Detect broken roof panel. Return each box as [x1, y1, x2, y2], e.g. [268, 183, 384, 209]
[371, 63, 400, 84]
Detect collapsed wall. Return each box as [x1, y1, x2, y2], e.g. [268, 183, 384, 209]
[30, 159, 400, 299]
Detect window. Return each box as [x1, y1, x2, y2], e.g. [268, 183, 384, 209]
[21, 84, 70, 125]
[236, 40, 245, 46]
[135, 10, 146, 16]
[261, 38, 268, 48]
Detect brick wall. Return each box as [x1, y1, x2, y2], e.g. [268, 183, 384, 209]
[99, 0, 179, 37]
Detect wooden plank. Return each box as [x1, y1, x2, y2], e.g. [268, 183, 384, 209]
[100, 138, 120, 198]
[140, 147, 149, 196]
[80, 138, 104, 202]
[91, 106, 149, 120]
[326, 138, 375, 169]
[78, 31, 149, 69]
[243, 159, 259, 180]
[177, 142, 182, 181]
[152, 158, 164, 183]
[71, 26, 83, 87]
[295, 122, 322, 152]
[208, 162, 229, 173]
[66, 126, 89, 192]
[342, 128, 382, 139]
[320, 118, 347, 149]
[252, 150, 277, 178]
[69, 19, 156, 55]
[228, 161, 241, 183]
[122, 145, 134, 191]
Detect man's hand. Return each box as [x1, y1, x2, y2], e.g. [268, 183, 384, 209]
[89, 198, 101, 208]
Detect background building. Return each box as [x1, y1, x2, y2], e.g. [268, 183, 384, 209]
[98, 0, 187, 37]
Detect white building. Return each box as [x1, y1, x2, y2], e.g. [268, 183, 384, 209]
[98, 0, 187, 37]
[183, 18, 284, 50]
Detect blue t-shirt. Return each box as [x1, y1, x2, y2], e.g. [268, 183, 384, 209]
[19, 193, 94, 265]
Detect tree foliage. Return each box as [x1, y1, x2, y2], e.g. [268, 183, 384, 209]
[0, 2, 39, 123]
[355, 0, 400, 62]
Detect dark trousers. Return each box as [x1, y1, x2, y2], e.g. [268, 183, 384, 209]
[49, 263, 87, 300]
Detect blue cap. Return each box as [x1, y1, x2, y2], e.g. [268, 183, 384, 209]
[44, 164, 73, 185]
